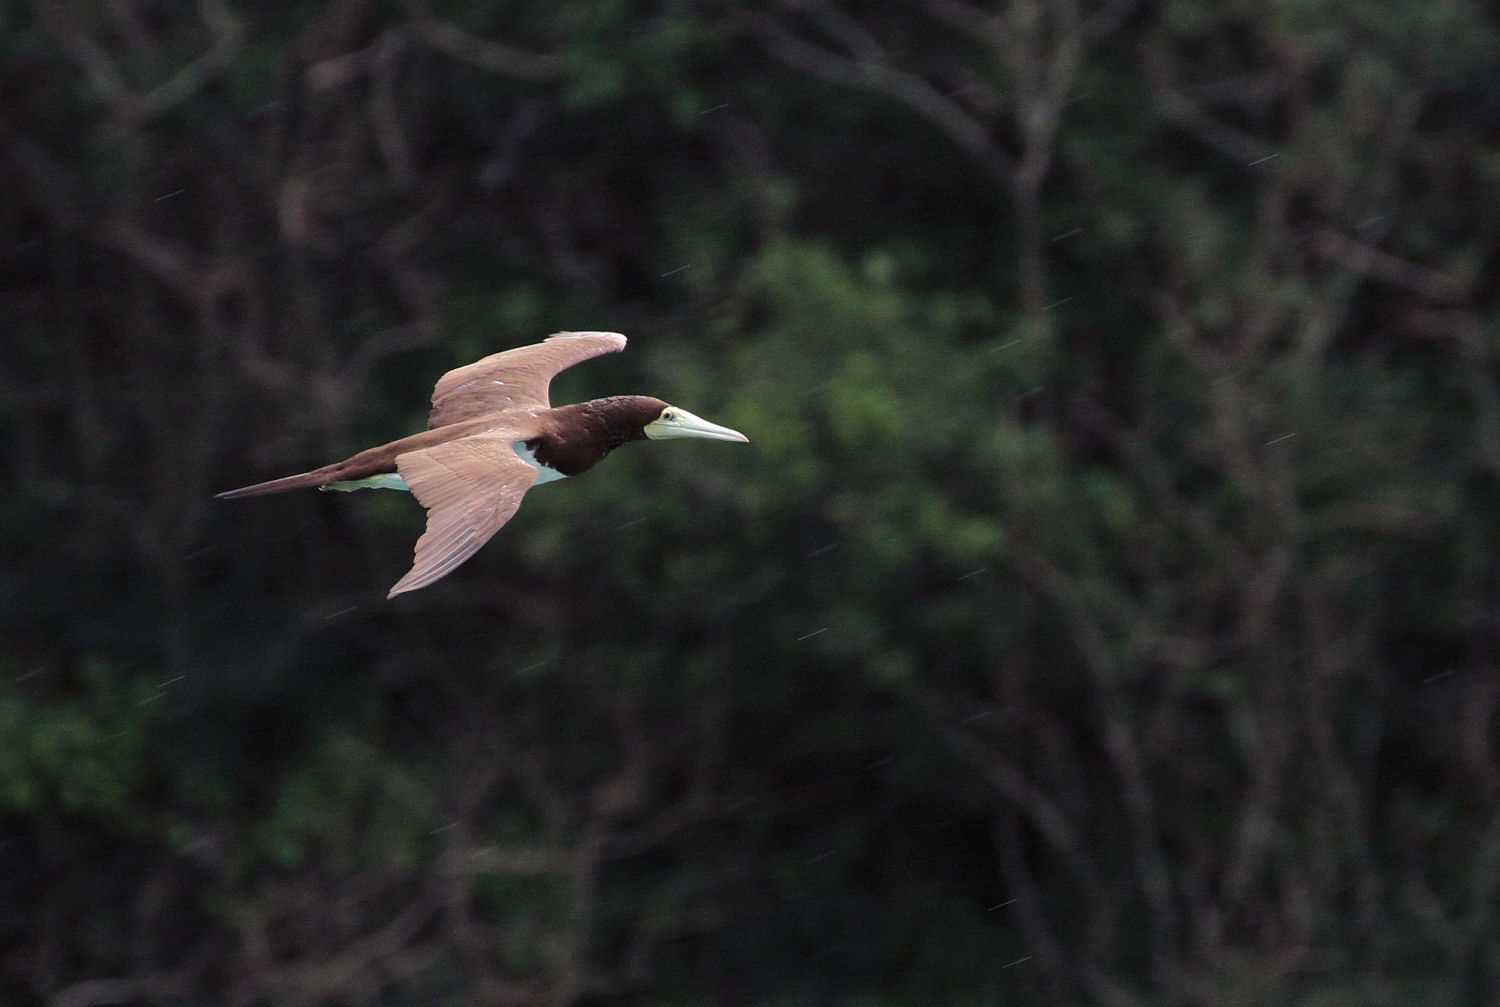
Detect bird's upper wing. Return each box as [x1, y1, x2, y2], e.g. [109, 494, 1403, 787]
[427, 331, 627, 428]
[387, 431, 540, 597]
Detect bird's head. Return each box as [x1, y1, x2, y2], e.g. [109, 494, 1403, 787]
[577, 396, 749, 453]
[639, 399, 750, 444]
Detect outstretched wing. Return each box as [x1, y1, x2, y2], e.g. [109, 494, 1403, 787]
[427, 331, 627, 428]
[387, 432, 540, 597]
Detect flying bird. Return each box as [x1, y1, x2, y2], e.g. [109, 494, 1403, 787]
[216, 332, 748, 598]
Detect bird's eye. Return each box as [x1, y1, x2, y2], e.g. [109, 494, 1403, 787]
[663, 409, 674, 420]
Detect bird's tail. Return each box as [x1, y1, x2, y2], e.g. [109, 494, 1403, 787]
[215, 462, 348, 499]
[216, 431, 424, 500]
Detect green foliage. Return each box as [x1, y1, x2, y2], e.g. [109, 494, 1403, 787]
[4, 0, 1500, 1004]
[0, 665, 153, 819]
[252, 732, 433, 871]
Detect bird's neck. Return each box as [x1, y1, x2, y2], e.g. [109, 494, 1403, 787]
[524, 398, 651, 478]
[569, 397, 654, 447]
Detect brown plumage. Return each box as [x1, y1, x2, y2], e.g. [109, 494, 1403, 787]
[216, 332, 748, 597]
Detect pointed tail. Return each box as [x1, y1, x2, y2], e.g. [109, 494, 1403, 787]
[215, 464, 343, 499]
[216, 433, 419, 500]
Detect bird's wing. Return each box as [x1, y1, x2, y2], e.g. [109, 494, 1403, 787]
[427, 331, 627, 428]
[387, 432, 540, 597]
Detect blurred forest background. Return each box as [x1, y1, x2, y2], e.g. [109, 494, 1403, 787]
[4, 0, 1500, 1004]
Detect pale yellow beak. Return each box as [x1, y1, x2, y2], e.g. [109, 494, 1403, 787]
[644, 406, 750, 443]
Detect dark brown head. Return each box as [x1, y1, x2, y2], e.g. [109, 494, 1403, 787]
[589, 395, 670, 446]
[579, 395, 750, 445]
[534, 395, 748, 477]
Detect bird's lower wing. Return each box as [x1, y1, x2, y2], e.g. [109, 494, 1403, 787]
[387, 433, 540, 598]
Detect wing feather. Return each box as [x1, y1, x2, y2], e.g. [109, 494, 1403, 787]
[427, 331, 627, 428]
[386, 433, 540, 597]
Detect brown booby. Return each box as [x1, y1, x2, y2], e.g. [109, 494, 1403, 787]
[216, 332, 748, 597]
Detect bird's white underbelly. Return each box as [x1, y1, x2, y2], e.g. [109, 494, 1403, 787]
[513, 441, 567, 484]
[322, 473, 409, 492]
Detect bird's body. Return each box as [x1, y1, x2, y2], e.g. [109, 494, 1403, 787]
[216, 332, 747, 597]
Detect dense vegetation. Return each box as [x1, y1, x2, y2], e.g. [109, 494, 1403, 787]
[4, 1, 1499, 1003]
